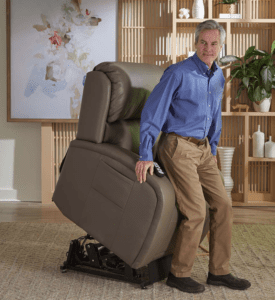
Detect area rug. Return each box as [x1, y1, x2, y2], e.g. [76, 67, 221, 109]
[0, 222, 275, 300]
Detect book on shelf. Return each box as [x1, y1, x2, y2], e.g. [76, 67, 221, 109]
[219, 14, 242, 19]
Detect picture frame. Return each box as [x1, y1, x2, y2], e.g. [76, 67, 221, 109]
[7, 0, 116, 122]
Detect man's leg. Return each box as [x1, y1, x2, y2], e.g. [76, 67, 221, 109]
[198, 141, 251, 289]
[197, 137, 233, 275]
[157, 133, 209, 277]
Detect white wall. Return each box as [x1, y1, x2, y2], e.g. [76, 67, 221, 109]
[0, 0, 118, 202]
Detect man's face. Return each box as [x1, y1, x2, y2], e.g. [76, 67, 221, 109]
[195, 29, 223, 69]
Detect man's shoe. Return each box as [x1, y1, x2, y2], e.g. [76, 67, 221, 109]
[166, 272, 205, 294]
[207, 272, 251, 290]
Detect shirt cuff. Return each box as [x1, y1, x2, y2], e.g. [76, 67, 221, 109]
[211, 146, 217, 156]
[139, 152, 153, 161]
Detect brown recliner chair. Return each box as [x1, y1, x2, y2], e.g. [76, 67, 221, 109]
[53, 61, 217, 289]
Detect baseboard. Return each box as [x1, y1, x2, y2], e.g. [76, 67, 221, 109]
[0, 189, 18, 200]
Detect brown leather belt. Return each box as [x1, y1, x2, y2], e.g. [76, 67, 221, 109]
[169, 132, 206, 146]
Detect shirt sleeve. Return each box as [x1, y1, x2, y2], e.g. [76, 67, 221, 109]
[139, 71, 180, 161]
[207, 93, 223, 156]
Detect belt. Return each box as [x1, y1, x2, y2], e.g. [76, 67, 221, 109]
[168, 132, 206, 146]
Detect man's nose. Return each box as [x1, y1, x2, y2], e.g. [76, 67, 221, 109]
[204, 45, 212, 52]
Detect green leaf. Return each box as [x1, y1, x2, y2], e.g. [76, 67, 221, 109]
[220, 55, 239, 63]
[271, 40, 275, 55]
[231, 68, 243, 79]
[254, 86, 262, 101]
[261, 87, 268, 98]
[242, 77, 249, 88]
[260, 66, 273, 92]
[247, 87, 255, 101]
[253, 49, 268, 57]
[244, 46, 255, 62]
[236, 86, 245, 99]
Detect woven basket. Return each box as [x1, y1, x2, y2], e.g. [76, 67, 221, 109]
[220, 3, 238, 14]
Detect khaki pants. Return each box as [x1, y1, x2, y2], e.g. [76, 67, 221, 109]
[157, 132, 233, 277]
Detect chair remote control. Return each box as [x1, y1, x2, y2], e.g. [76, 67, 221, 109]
[153, 162, 165, 177]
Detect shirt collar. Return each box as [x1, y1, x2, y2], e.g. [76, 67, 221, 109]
[192, 52, 218, 76]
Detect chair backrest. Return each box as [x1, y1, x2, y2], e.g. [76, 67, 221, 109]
[76, 62, 164, 158]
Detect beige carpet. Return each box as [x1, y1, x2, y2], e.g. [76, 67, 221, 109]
[0, 222, 275, 300]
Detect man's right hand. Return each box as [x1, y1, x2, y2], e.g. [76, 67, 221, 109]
[135, 161, 154, 183]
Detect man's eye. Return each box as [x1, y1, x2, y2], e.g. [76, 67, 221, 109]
[201, 42, 217, 45]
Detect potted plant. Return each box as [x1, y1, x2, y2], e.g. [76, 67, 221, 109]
[216, 0, 238, 14]
[220, 40, 275, 112]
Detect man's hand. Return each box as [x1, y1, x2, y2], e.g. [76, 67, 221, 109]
[213, 155, 217, 163]
[135, 161, 154, 183]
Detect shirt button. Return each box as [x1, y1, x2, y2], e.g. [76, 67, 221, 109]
[209, 105, 210, 107]
[209, 92, 211, 94]
[208, 118, 209, 120]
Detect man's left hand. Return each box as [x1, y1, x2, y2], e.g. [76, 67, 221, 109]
[213, 156, 217, 163]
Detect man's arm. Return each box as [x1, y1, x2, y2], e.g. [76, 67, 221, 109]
[207, 81, 224, 157]
[207, 101, 222, 157]
[136, 69, 180, 183]
[139, 70, 180, 161]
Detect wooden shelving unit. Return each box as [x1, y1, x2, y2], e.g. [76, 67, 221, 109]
[171, 0, 275, 206]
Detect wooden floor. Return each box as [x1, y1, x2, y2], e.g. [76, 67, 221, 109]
[0, 201, 275, 224]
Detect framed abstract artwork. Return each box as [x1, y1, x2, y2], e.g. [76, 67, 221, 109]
[7, 0, 117, 122]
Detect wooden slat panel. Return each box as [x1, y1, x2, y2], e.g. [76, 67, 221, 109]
[52, 123, 78, 188]
[119, 0, 172, 66]
[41, 123, 54, 204]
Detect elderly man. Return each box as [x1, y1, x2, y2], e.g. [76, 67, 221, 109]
[135, 20, 251, 294]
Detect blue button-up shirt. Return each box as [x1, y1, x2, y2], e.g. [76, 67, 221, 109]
[139, 52, 225, 161]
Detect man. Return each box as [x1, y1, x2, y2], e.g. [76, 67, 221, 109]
[135, 20, 251, 294]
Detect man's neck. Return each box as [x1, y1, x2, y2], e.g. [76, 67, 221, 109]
[207, 62, 214, 70]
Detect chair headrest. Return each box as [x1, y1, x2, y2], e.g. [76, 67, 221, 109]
[93, 62, 164, 123]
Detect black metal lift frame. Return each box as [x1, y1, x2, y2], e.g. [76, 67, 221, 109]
[60, 234, 173, 289]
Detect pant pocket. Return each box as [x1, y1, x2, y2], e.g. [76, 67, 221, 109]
[165, 135, 179, 159]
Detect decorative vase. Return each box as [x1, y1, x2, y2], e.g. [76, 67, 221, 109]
[252, 125, 265, 157]
[217, 147, 235, 203]
[220, 3, 237, 14]
[192, 0, 205, 19]
[253, 95, 272, 112]
[265, 136, 275, 158]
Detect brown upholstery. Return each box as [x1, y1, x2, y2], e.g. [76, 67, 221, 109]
[53, 62, 210, 269]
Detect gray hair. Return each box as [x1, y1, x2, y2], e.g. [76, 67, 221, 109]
[195, 20, 226, 46]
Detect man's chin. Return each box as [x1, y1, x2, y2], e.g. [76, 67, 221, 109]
[202, 56, 215, 66]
